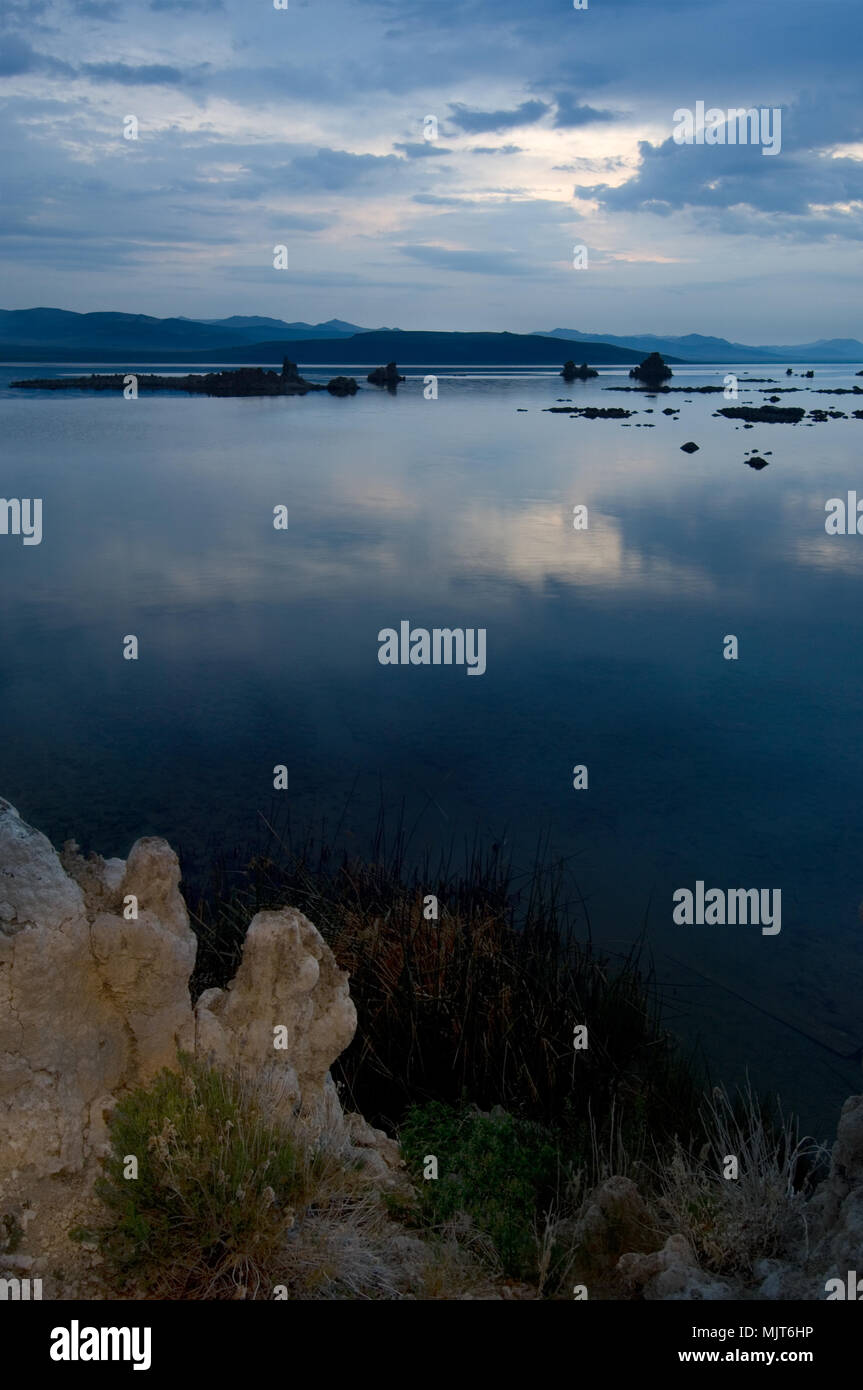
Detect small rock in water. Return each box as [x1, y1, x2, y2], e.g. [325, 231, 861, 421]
[744, 455, 769, 470]
[326, 376, 359, 396]
[367, 361, 405, 388]
[680, 441, 700, 453]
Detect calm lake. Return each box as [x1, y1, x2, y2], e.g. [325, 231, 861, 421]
[2, 361, 861, 1134]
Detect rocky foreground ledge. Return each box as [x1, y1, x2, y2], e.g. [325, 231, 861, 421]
[0, 797, 861, 1300]
[11, 359, 359, 397]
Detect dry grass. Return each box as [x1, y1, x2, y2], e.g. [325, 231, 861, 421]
[656, 1080, 828, 1279]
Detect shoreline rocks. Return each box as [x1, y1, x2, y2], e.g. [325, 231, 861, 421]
[11, 358, 359, 399]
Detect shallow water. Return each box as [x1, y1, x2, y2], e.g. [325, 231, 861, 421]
[2, 361, 861, 1134]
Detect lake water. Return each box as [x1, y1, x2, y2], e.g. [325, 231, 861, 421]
[2, 361, 861, 1135]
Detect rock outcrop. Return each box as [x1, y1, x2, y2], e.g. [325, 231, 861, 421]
[326, 375, 359, 396]
[367, 362, 405, 388]
[561, 360, 598, 381]
[629, 351, 673, 385]
[717, 404, 806, 424]
[0, 799, 395, 1188]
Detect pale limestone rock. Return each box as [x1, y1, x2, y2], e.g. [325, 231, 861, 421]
[0, 800, 387, 1188]
[1, 805, 198, 1180]
[192, 907, 357, 1140]
[1, 800, 83, 935]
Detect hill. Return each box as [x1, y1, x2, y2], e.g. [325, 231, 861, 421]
[0, 308, 369, 353]
[540, 327, 863, 364]
[0, 320, 669, 366]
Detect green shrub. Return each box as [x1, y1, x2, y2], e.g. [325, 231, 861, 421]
[399, 1100, 571, 1280]
[82, 1056, 320, 1298]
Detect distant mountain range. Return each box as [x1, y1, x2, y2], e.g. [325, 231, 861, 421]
[0, 311, 659, 366]
[0, 308, 860, 364]
[177, 315, 367, 339]
[538, 328, 863, 363]
[0, 308, 369, 352]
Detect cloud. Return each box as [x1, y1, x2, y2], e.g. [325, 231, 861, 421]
[148, 0, 223, 10]
[470, 144, 522, 155]
[552, 94, 620, 128]
[579, 130, 863, 239]
[0, 35, 72, 76]
[79, 61, 205, 85]
[411, 193, 474, 206]
[398, 244, 532, 275]
[71, 1, 120, 17]
[447, 100, 549, 134]
[286, 148, 403, 192]
[393, 141, 451, 158]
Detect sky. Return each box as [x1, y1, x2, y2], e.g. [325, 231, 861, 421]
[0, 0, 861, 341]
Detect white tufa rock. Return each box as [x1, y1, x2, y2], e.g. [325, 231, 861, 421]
[0, 799, 397, 1188]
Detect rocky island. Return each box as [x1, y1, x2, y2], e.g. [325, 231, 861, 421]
[367, 361, 405, 388]
[561, 360, 598, 381]
[11, 358, 359, 398]
[629, 351, 673, 385]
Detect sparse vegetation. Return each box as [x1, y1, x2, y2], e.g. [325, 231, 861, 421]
[77, 1058, 321, 1298]
[189, 807, 705, 1162]
[111, 813, 824, 1299]
[399, 1100, 569, 1280]
[657, 1081, 826, 1278]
